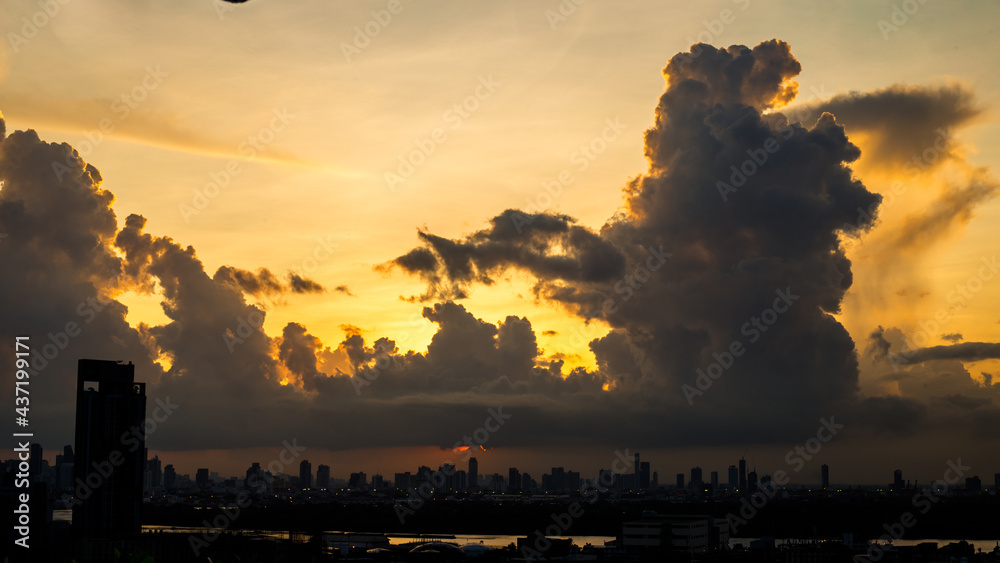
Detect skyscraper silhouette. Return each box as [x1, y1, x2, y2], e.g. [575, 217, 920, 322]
[73, 359, 146, 539]
[821, 464, 829, 489]
[299, 459, 312, 489]
[739, 458, 747, 491]
[468, 457, 478, 490]
[317, 464, 331, 489]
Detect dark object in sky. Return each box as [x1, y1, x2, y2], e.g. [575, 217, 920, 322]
[73, 359, 146, 540]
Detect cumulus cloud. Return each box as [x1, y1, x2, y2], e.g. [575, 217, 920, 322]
[380, 209, 626, 302]
[865, 326, 892, 360]
[333, 284, 355, 296]
[902, 341, 1000, 364]
[3, 40, 999, 461]
[389, 40, 879, 438]
[213, 266, 325, 296]
[792, 83, 981, 166]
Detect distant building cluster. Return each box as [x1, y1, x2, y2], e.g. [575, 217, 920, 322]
[3, 359, 1000, 562]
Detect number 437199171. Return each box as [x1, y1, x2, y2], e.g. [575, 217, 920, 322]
[15, 336, 30, 423]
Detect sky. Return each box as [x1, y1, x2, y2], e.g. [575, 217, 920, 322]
[1, 0, 1000, 486]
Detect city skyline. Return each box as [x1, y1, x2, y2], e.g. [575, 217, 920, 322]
[3, 0, 1000, 489]
[17, 439, 999, 492]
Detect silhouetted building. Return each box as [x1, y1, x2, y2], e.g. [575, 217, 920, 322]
[163, 464, 176, 490]
[245, 462, 269, 492]
[747, 470, 758, 492]
[821, 464, 829, 489]
[965, 476, 981, 492]
[73, 359, 146, 539]
[394, 472, 411, 490]
[509, 468, 520, 493]
[676, 473, 684, 489]
[710, 471, 719, 490]
[349, 472, 367, 489]
[299, 459, 311, 489]
[691, 466, 703, 489]
[994, 473, 1000, 491]
[316, 464, 330, 489]
[640, 461, 650, 490]
[468, 457, 478, 490]
[893, 469, 904, 490]
[566, 470, 580, 493]
[739, 458, 747, 491]
[728, 465, 738, 489]
[549, 467, 566, 492]
[196, 468, 210, 489]
[146, 455, 161, 489]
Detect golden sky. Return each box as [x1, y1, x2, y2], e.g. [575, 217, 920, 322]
[2, 0, 1000, 481]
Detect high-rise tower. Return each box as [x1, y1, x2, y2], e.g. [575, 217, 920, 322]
[73, 359, 146, 539]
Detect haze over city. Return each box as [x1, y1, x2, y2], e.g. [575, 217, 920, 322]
[2, 0, 1000, 488]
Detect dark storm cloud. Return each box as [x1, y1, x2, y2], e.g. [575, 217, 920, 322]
[850, 396, 926, 436]
[941, 333, 964, 343]
[0, 122, 161, 437]
[902, 341, 1000, 364]
[936, 394, 991, 410]
[214, 266, 283, 295]
[865, 326, 892, 361]
[793, 83, 981, 165]
[288, 273, 324, 294]
[389, 40, 880, 441]
[381, 209, 626, 301]
[3, 38, 998, 458]
[214, 266, 325, 296]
